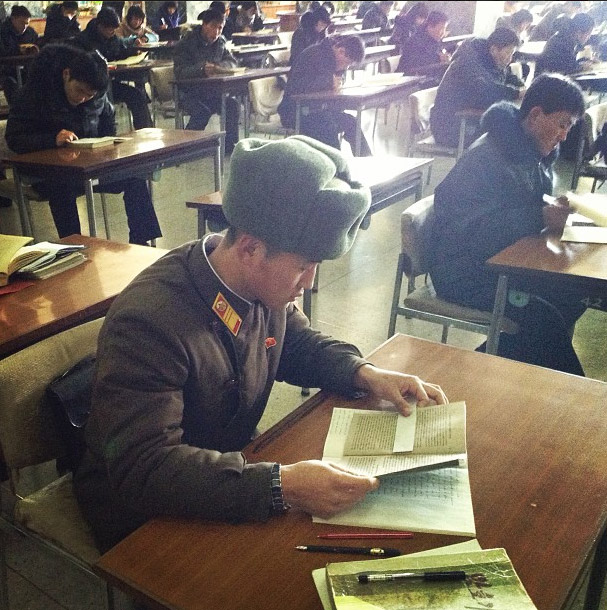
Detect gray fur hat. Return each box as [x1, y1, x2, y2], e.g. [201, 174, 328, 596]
[222, 136, 371, 260]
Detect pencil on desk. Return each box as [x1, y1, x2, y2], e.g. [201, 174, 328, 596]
[317, 532, 414, 540]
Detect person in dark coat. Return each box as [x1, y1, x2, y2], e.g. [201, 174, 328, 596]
[222, 1, 263, 40]
[429, 74, 587, 375]
[0, 5, 39, 105]
[389, 2, 429, 53]
[279, 35, 372, 156]
[289, 7, 331, 65]
[397, 10, 450, 84]
[5, 44, 161, 244]
[430, 27, 524, 148]
[529, 0, 581, 41]
[173, 8, 239, 152]
[536, 12, 595, 75]
[356, 1, 374, 19]
[361, 0, 393, 36]
[42, 1, 81, 46]
[495, 8, 533, 39]
[71, 7, 152, 129]
[152, 1, 182, 41]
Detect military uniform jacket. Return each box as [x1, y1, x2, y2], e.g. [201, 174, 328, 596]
[75, 236, 366, 549]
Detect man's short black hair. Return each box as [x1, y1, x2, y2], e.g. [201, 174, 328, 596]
[322, 2, 335, 16]
[199, 8, 226, 24]
[571, 12, 595, 33]
[67, 49, 110, 93]
[62, 1, 79, 11]
[126, 6, 145, 22]
[520, 73, 585, 119]
[96, 7, 120, 28]
[312, 7, 331, 26]
[332, 34, 365, 64]
[424, 11, 448, 29]
[10, 5, 31, 19]
[209, 1, 228, 13]
[240, 1, 257, 12]
[487, 27, 521, 49]
[163, 1, 178, 9]
[510, 8, 533, 28]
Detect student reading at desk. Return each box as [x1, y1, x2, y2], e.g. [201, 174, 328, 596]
[116, 5, 159, 47]
[429, 74, 587, 375]
[151, 1, 182, 42]
[430, 27, 525, 149]
[42, 1, 81, 46]
[289, 7, 332, 66]
[73, 135, 447, 552]
[5, 44, 162, 245]
[0, 5, 39, 105]
[222, 1, 264, 41]
[361, 0, 394, 37]
[71, 6, 153, 129]
[173, 8, 240, 153]
[278, 35, 373, 156]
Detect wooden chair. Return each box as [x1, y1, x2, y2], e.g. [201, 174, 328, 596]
[262, 48, 290, 68]
[571, 101, 607, 191]
[186, 191, 227, 237]
[0, 318, 117, 610]
[388, 195, 518, 342]
[374, 55, 403, 136]
[248, 76, 294, 138]
[149, 64, 176, 125]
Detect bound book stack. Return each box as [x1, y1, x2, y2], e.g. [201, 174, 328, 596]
[0, 234, 86, 286]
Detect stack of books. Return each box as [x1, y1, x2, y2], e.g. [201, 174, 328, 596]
[313, 541, 538, 609]
[314, 401, 475, 536]
[0, 234, 87, 286]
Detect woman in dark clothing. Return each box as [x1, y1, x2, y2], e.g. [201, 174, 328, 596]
[290, 7, 331, 65]
[390, 2, 429, 52]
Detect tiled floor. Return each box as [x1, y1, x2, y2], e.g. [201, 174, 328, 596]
[1, 102, 606, 609]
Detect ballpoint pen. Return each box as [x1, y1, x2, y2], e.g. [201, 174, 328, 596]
[317, 532, 414, 540]
[295, 545, 401, 557]
[358, 571, 468, 584]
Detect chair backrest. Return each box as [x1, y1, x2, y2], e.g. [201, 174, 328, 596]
[400, 195, 435, 277]
[149, 64, 175, 103]
[409, 86, 438, 135]
[0, 318, 103, 478]
[277, 31, 293, 46]
[263, 48, 290, 68]
[248, 76, 285, 119]
[582, 102, 607, 158]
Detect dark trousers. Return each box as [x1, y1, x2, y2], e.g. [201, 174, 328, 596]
[111, 82, 153, 130]
[33, 177, 162, 244]
[181, 93, 239, 152]
[301, 111, 373, 156]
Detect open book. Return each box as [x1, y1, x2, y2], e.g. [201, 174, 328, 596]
[0, 234, 37, 286]
[322, 402, 467, 477]
[325, 547, 537, 610]
[212, 64, 247, 76]
[68, 136, 132, 149]
[108, 52, 148, 67]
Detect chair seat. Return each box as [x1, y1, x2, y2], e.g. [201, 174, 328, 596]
[403, 284, 518, 334]
[14, 473, 99, 565]
[251, 115, 295, 136]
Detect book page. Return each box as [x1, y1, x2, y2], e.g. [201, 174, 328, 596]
[108, 52, 148, 66]
[414, 402, 466, 454]
[561, 225, 607, 243]
[566, 192, 607, 227]
[312, 541, 483, 610]
[0, 234, 33, 276]
[313, 466, 476, 537]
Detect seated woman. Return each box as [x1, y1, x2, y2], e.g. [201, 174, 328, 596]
[222, 1, 264, 40]
[289, 7, 331, 65]
[117, 5, 159, 46]
[152, 1, 182, 41]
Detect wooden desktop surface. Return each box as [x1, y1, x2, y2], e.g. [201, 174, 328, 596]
[487, 233, 607, 294]
[95, 335, 607, 610]
[174, 66, 289, 88]
[1, 129, 221, 180]
[0, 235, 166, 358]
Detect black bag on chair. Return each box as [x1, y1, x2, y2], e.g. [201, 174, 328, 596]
[46, 355, 96, 473]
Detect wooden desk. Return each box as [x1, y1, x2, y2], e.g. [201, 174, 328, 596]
[174, 67, 290, 161]
[485, 233, 607, 354]
[515, 40, 547, 62]
[574, 71, 607, 93]
[442, 33, 474, 52]
[0, 53, 36, 87]
[292, 75, 423, 156]
[108, 59, 172, 82]
[1, 128, 222, 239]
[356, 44, 397, 70]
[94, 334, 607, 610]
[231, 30, 281, 45]
[0, 235, 166, 359]
[339, 27, 381, 46]
[231, 43, 288, 68]
[137, 41, 177, 59]
[331, 17, 364, 32]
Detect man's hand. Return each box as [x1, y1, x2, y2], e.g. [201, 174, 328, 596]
[281, 460, 379, 518]
[204, 62, 220, 76]
[56, 129, 78, 147]
[353, 364, 448, 415]
[543, 196, 570, 233]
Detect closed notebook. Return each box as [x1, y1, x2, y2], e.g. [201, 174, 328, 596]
[68, 137, 132, 149]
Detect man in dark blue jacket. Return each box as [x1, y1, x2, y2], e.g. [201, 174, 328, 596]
[0, 5, 39, 104]
[429, 74, 587, 375]
[279, 35, 371, 156]
[174, 8, 239, 152]
[43, 1, 81, 45]
[71, 6, 152, 129]
[5, 44, 161, 244]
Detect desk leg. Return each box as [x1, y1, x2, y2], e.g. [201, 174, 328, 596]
[414, 174, 424, 201]
[583, 526, 607, 610]
[486, 274, 508, 355]
[84, 179, 98, 237]
[16, 65, 24, 89]
[214, 138, 222, 191]
[12, 167, 32, 237]
[220, 93, 227, 163]
[355, 110, 362, 157]
[243, 93, 251, 138]
[295, 101, 301, 134]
